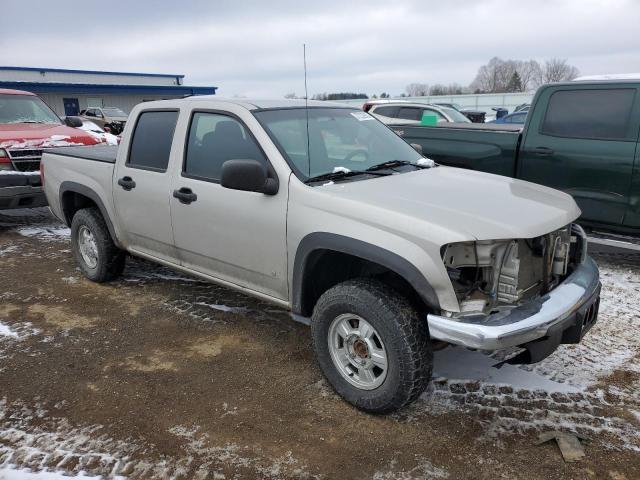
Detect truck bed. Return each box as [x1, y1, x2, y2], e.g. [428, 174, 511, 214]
[48, 145, 118, 164]
[391, 123, 521, 177]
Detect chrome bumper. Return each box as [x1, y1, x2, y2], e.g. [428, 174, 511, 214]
[427, 256, 601, 350]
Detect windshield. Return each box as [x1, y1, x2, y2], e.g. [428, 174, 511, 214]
[254, 108, 422, 180]
[440, 107, 471, 123]
[0, 94, 61, 124]
[102, 107, 127, 117]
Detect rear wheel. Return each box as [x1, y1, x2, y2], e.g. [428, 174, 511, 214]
[71, 207, 125, 282]
[311, 278, 433, 413]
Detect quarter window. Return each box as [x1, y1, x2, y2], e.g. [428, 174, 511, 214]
[127, 111, 178, 171]
[184, 112, 266, 181]
[541, 88, 636, 140]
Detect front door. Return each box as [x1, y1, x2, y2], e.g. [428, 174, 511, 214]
[170, 111, 288, 300]
[63, 98, 79, 116]
[519, 86, 639, 227]
[113, 109, 180, 263]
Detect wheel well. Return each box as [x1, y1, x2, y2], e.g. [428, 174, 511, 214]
[298, 250, 427, 317]
[61, 191, 98, 226]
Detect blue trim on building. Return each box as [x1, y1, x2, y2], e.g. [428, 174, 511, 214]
[0, 66, 185, 79]
[0, 81, 216, 96]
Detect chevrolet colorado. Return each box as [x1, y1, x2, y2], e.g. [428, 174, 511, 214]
[42, 98, 601, 413]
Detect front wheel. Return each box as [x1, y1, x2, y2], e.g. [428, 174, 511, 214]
[311, 279, 433, 413]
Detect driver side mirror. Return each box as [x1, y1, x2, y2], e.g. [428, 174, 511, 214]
[64, 116, 83, 128]
[220, 159, 279, 195]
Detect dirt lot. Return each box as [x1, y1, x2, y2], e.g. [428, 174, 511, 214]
[0, 209, 638, 479]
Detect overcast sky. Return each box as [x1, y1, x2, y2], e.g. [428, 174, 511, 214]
[2, 0, 639, 97]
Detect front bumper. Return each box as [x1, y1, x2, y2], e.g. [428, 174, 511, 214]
[427, 256, 601, 352]
[0, 173, 47, 209]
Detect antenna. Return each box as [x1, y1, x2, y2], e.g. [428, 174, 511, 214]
[303, 44, 311, 176]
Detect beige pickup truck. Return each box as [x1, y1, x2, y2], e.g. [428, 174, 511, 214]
[42, 97, 601, 413]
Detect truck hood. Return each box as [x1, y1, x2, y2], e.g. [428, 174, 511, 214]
[0, 123, 102, 149]
[320, 166, 581, 241]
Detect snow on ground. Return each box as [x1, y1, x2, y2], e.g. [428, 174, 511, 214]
[0, 400, 134, 479]
[15, 227, 70, 242]
[0, 400, 315, 479]
[0, 323, 19, 339]
[0, 466, 119, 479]
[409, 254, 640, 451]
[0, 246, 20, 257]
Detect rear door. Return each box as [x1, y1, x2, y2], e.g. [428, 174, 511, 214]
[519, 85, 639, 226]
[113, 109, 180, 263]
[169, 109, 289, 300]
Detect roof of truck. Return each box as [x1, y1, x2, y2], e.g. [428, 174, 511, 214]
[0, 88, 36, 96]
[182, 96, 353, 110]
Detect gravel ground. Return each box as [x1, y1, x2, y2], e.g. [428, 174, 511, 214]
[0, 209, 638, 480]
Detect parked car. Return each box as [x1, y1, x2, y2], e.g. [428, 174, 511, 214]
[433, 103, 486, 123]
[367, 101, 472, 125]
[391, 80, 640, 235]
[42, 97, 600, 413]
[0, 89, 101, 210]
[513, 103, 531, 113]
[486, 111, 527, 124]
[80, 107, 128, 134]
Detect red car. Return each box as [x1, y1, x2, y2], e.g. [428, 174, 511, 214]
[0, 89, 102, 210]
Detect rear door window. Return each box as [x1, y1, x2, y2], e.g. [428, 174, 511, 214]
[127, 110, 178, 171]
[541, 88, 636, 140]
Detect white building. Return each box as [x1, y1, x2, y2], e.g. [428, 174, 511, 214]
[0, 66, 217, 116]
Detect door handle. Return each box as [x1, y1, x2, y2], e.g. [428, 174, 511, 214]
[173, 187, 198, 205]
[117, 176, 136, 190]
[532, 146, 554, 156]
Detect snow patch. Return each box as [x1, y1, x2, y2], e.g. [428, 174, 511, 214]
[0, 322, 19, 339]
[0, 245, 20, 257]
[0, 137, 87, 150]
[417, 158, 436, 167]
[194, 302, 249, 314]
[0, 171, 40, 176]
[16, 227, 70, 242]
[332, 166, 351, 174]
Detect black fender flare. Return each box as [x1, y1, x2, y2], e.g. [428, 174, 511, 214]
[291, 232, 440, 315]
[59, 181, 122, 248]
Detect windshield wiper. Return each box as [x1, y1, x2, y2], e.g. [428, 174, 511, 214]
[366, 159, 430, 172]
[304, 169, 391, 184]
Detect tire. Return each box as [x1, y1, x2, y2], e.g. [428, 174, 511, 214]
[311, 278, 432, 413]
[71, 207, 125, 282]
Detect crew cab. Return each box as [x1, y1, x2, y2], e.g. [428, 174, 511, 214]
[0, 89, 101, 210]
[392, 80, 640, 235]
[42, 98, 601, 413]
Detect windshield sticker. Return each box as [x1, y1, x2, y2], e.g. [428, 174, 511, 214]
[350, 111, 375, 121]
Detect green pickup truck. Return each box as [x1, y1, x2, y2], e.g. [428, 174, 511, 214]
[392, 80, 640, 235]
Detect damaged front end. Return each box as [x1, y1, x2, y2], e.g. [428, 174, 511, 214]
[427, 225, 600, 364]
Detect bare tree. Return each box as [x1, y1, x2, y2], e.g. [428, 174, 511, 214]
[471, 57, 578, 92]
[518, 60, 543, 90]
[542, 58, 580, 83]
[284, 92, 298, 99]
[405, 83, 429, 97]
